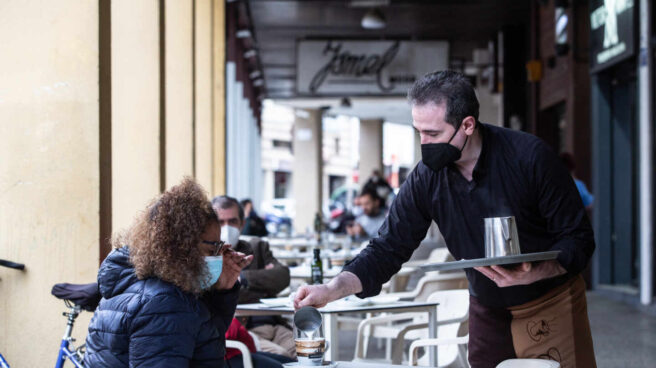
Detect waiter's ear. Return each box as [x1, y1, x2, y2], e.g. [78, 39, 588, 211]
[462, 116, 477, 135]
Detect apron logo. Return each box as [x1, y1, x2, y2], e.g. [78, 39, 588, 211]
[526, 318, 557, 342]
[537, 347, 562, 364]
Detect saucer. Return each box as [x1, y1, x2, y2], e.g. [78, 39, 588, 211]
[282, 362, 337, 367]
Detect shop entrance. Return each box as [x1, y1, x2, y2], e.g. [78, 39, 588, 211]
[593, 61, 639, 289]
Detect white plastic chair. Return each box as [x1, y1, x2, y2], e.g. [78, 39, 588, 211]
[404, 247, 454, 269]
[496, 359, 561, 368]
[354, 289, 470, 366]
[409, 335, 469, 367]
[358, 271, 468, 358]
[226, 340, 254, 368]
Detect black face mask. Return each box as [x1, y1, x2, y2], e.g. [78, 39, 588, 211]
[421, 124, 469, 172]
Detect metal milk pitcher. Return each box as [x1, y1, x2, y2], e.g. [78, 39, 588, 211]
[484, 216, 521, 257]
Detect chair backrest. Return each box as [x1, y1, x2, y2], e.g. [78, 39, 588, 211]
[412, 272, 468, 302]
[426, 247, 453, 263]
[426, 289, 469, 339]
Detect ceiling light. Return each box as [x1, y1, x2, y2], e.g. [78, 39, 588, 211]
[350, 0, 390, 8]
[243, 49, 257, 58]
[361, 8, 386, 30]
[236, 29, 252, 39]
[253, 78, 264, 87]
[249, 70, 262, 79]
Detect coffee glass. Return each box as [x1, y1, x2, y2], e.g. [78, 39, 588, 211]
[293, 319, 329, 366]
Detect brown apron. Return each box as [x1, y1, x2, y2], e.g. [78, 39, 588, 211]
[469, 275, 597, 368]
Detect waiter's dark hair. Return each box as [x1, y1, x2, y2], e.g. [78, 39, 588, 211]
[408, 70, 479, 128]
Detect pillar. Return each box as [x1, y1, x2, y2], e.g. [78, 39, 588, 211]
[292, 109, 323, 234]
[359, 119, 384, 184]
[111, 0, 161, 232]
[212, 0, 227, 196]
[414, 129, 422, 166]
[194, 0, 213, 192]
[0, 1, 100, 366]
[164, 0, 194, 188]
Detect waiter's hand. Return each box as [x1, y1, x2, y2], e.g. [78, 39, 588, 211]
[294, 271, 363, 309]
[475, 260, 566, 287]
[294, 284, 334, 309]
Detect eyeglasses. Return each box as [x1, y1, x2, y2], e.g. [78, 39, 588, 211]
[202, 240, 225, 256]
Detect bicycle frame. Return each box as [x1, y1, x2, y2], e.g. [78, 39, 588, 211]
[53, 302, 85, 368]
[0, 353, 10, 368]
[54, 340, 83, 368]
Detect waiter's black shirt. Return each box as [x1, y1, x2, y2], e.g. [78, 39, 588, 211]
[343, 123, 595, 308]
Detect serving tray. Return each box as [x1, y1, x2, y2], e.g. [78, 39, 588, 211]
[419, 250, 561, 272]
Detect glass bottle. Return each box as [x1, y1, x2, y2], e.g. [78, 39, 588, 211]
[311, 248, 323, 285]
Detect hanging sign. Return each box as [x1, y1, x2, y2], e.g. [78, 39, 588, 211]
[297, 40, 448, 96]
[589, 0, 635, 73]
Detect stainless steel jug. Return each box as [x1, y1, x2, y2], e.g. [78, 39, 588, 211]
[484, 216, 521, 258]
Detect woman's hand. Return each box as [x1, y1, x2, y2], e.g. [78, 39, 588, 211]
[214, 246, 253, 290]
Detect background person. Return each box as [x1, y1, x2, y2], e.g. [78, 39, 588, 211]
[213, 195, 295, 359]
[346, 187, 387, 240]
[84, 178, 252, 368]
[241, 198, 269, 237]
[560, 152, 594, 210]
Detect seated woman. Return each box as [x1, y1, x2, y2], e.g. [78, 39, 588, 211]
[84, 178, 252, 367]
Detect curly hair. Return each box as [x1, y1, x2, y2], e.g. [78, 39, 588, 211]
[113, 177, 218, 295]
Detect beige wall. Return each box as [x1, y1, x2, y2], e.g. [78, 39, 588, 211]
[0, 1, 227, 366]
[112, 0, 161, 232]
[0, 1, 100, 366]
[165, 0, 194, 188]
[195, 0, 214, 192]
[292, 109, 323, 233]
[359, 118, 384, 182]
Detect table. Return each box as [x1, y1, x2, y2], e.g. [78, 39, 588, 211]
[236, 301, 439, 366]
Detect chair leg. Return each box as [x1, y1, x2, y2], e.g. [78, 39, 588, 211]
[362, 313, 372, 357]
[385, 337, 392, 361]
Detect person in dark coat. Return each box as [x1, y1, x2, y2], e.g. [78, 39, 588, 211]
[84, 178, 253, 368]
[212, 195, 294, 358]
[240, 198, 269, 237]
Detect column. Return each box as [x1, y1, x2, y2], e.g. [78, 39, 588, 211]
[194, 0, 213, 192]
[212, 0, 227, 196]
[0, 1, 100, 366]
[111, 0, 161, 232]
[414, 129, 422, 166]
[359, 118, 384, 184]
[164, 0, 194, 188]
[292, 109, 323, 234]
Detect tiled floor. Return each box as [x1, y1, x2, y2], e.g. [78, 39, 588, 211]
[587, 292, 656, 368]
[335, 292, 656, 367]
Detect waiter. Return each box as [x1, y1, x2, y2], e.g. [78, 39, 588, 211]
[294, 71, 596, 368]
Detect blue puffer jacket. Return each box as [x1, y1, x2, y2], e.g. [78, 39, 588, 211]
[84, 246, 238, 367]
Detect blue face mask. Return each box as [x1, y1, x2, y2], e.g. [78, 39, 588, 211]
[200, 256, 223, 290]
